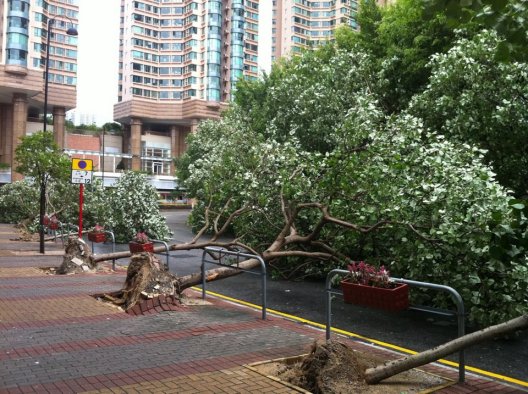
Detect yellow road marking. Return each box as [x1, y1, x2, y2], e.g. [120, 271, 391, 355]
[191, 287, 528, 388]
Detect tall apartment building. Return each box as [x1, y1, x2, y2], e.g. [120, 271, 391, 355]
[272, 0, 358, 60]
[114, 0, 259, 177]
[0, 0, 79, 181]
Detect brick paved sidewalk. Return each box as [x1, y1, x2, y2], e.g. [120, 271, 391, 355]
[0, 224, 526, 393]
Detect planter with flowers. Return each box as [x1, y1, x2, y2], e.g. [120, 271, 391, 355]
[49, 215, 60, 230]
[129, 232, 154, 253]
[88, 224, 107, 243]
[340, 261, 409, 312]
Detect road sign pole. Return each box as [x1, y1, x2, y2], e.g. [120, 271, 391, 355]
[78, 183, 84, 238]
[71, 158, 92, 239]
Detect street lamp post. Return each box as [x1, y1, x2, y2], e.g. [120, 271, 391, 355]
[39, 17, 78, 254]
[43, 17, 78, 132]
[102, 128, 105, 187]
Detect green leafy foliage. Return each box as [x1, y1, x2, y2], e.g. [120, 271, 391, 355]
[335, 0, 458, 113]
[0, 180, 39, 224]
[82, 179, 114, 228]
[410, 31, 528, 195]
[107, 171, 171, 242]
[425, 0, 528, 61]
[15, 131, 70, 186]
[178, 39, 528, 325]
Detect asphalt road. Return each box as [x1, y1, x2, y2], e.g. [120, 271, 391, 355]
[93, 209, 528, 383]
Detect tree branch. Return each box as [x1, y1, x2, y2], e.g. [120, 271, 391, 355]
[213, 198, 233, 234]
[190, 199, 213, 244]
[264, 250, 334, 261]
[211, 204, 251, 242]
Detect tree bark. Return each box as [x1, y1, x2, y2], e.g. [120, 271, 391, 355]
[91, 241, 255, 263]
[39, 181, 46, 254]
[364, 314, 528, 384]
[176, 258, 260, 290]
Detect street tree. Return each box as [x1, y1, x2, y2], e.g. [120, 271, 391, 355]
[410, 30, 528, 196]
[101, 122, 123, 134]
[70, 103, 526, 326]
[425, 0, 528, 62]
[106, 171, 172, 243]
[64, 24, 527, 328]
[15, 131, 70, 253]
[177, 91, 526, 327]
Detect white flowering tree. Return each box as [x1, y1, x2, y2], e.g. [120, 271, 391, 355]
[410, 30, 528, 196]
[79, 30, 527, 329]
[174, 44, 528, 327]
[107, 171, 171, 242]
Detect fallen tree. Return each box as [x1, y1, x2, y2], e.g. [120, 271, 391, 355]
[365, 314, 528, 384]
[61, 198, 394, 309]
[58, 202, 528, 385]
[60, 225, 528, 386]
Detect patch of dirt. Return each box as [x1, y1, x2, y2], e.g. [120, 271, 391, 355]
[0, 267, 45, 277]
[249, 340, 452, 394]
[40, 261, 124, 275]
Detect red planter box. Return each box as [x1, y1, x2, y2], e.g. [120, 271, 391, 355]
[340, 280, 409, 312]
[88, 232, 106, 243]
[129, 241, 154, 253]
[49, 222, 59, 230]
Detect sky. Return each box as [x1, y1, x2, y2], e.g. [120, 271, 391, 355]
[74, 0, 272, 126]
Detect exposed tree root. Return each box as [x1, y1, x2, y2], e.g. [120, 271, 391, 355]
[57, 237, 96, 274]
[102, 253, 179, 310]
[293, 340, 369, 393]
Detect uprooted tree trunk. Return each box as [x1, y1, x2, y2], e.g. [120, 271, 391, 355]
[57, 199, 528, 384]
[364, 314, 528, 384]
[58, 236, 261, 310]
[57, 237, 97, 274]
[103, 252, 178, 309]
[57, 197, 442, 310]
[102, 251, 259, 311]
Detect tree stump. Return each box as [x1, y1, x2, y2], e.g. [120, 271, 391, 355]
[103, 252, 180, 310]
[57, 237, 96, 274]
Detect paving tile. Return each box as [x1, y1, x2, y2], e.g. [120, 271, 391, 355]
[1, 222, 527, 394]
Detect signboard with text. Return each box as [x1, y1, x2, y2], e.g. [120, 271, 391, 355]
[71, 159, 93, 184]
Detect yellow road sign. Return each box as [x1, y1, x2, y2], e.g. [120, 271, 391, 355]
[71, 158, 93, 171]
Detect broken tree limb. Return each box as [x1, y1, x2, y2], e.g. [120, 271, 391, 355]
[102, 255, 259, 310]
[91, 241, 255, 263]
[176, 258, 260, 290]
[364, 314, 528, 384]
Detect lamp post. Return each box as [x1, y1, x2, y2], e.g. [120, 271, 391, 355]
[43, 17, 78, 132]
[101, 127, 105, 187]
[39, 17, 78, 254]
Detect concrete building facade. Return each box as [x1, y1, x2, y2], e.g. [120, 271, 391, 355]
[114, 0, 260, 176]
[0, 0, 78, 182]
[272, 0, 358, 60]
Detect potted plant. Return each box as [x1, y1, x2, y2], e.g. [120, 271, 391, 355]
[88, 224, 106, 243]
[129, 231, 154, 253]
[340, 261, 409, 312]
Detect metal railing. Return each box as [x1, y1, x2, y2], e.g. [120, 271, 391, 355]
[151, 239, 170, 269]
[201, 247, 267, 320]
[88, 230, 116, 270]
[325, 269, 466, 382]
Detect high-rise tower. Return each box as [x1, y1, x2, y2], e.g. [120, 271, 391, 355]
[114, 0, 259, 175]
[0, 0, 78, 182]
[272, 0, 357, 61]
